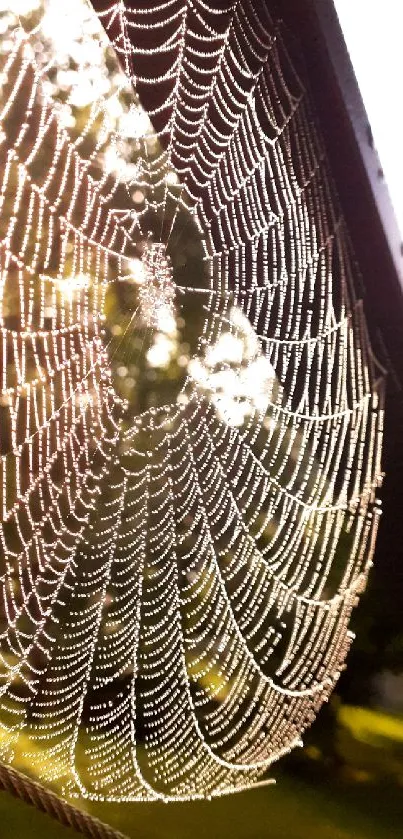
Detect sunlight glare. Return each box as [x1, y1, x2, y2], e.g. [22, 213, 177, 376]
[334, 0, 403, 235]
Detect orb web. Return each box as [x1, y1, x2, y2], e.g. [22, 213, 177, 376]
[0, 0, 384, 802]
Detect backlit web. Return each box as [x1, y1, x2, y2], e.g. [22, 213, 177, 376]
[0, 0, 384, 801]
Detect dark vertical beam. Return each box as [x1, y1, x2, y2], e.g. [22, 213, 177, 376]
[275, 0, 403, 385]
[272, 0, 403, 656]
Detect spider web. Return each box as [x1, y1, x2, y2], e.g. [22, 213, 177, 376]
[0, 0, 384, 802]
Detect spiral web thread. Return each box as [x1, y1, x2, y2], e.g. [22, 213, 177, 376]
[0, 0, 384, 803]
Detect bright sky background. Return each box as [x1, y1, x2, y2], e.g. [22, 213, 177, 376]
[334, 0, 403, 236]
